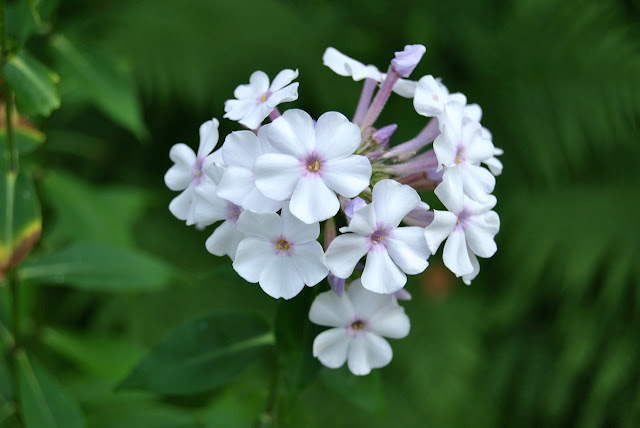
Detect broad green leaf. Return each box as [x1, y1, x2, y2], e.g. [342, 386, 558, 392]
[41, 327, 146, 380]
[51, 35, 148, 139]
[118, 311, 274, 395]
[18, 244, 173, 292]
[0, 117, 46, 155]
[17, 351, 85, 428]
[4, 52, 60, 117]
[0, 169, 42, 281]
[275, 286, 321, 395]
[6, 0, 58, 43]
[41, 171, 148, 247]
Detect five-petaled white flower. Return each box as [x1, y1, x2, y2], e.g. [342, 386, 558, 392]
[309, 279, 410, 376]
[164, 118, 220, 227]
[325, 179, 430, 294]
[224, 69, 299, 130]
[233, 204, 329, 299]
[413, 75, 467, 118]
[424, 177, 500, 284]
[254, 109, 372, 224]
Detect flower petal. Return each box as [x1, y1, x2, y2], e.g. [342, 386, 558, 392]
[424, 210, 458, 254]
[435, 168, 464, 213]
[216, 166, 255, 207]
[239, 102, 273, 130]
[385, 227, 430, 275]
[344, 202, 377, 236]
[347, 333, 393, 376]
[222, 130, 262, 169]
[237, 210, 282, 240]
[465, 211, 499, 258]
[369, 306, 411, 339]
[205, 221, 244, 260]
[235, 70, 269, 98]
[322, 155, 372, 198]
[233, 237, 274, 283]
[346, 279, 392, 319]
[361, 249, 407, 294]
[442, 229, 473, 277]
[164, 164, 193, 191]
[169, 143, 196, 168]
[254, 153, 301, 201]
[259, 256, 305, 299]
[326, 234, 370, 278]
[322, 47, 382, 82]
[289, 176, 339, 224]
[266, 109, 315, 157]
[269, 69, 298, 92]
[314, 111, 361, 160]
[266, 82, 299, 107]
[290, 241, 329, 286]
[313, 328, 350, 369]
[462, 165, 495, 202]
[224, 99, 255, 121]
[372, 179, 420, 228]
[193, 180, 228, 226]
[462, 250, 480, 285]
[281, 203, 320, 243]
[309, 290, 354, 327]
[169, 186, 195, 223]
[197, 118, 219, 158]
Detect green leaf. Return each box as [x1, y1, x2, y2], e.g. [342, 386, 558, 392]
[118, 311, 274, 395]
[6, 0, 58, 43]
[275, 287, 322, 395]
[51, 35, 148, 139]
[41, 327, 147, 380]
[0, 169, 42, 281]
[4, 51, 60, 117]
[320, 367, 386, 416]
[17, 351, 85, 428]
[41, 171, 148, 247]
[18, 244, 173, 292]
[0, 120, 46, 154]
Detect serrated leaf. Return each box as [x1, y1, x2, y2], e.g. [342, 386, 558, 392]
[118, 311, 274, 395]
[51, 34, 147, 139]
[17, 351, 85, 428]
[18, 244, 173, 292]
[4, 51, 60, 117]
[275, 287, 322, 395]
[0, 169, 42, 281]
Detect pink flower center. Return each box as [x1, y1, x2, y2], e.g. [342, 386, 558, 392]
[301, 152, 324, 176]
[192, 157, 205, 185]
[273, 236, 293, 255]
[258, 91, 272, 104]
[225, 203, 242, 224]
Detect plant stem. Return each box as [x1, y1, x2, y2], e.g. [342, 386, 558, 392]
[256, 349, 280, 428]
[1, 0, 17, 174]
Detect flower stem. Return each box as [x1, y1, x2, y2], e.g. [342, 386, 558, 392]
[256, 349, 280, 428]
[359, 66, 400, 131]
[352, 78, 377, 125]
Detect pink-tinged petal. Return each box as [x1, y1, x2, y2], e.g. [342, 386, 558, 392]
[394, 288, 412, 301]
[266, 109, 315, 157]
[314, 112, 362, 160]
[222, 131, 262, 169]
[392, 78, 418, 98]
[362, 249, 407, 294]
[462, 165, 496, 202]
[164, 165, 192, 191]
[232, 237, 274, 283]
[259, 256, 305, 299]
[254, 153, 301, 201]
[442, 230, 473, 277]
[198, 118, 219, 158]
[392, 44, 425, 78]
[347, 334, 393, 376]
[281, 203, 320, 243]
[169, 186, 196, 223]
[385, 227, 430, 275]
[216, 166, 255, 207]
[239, 102, 272, 130]
[269, 69, 298, 92]
[435, 168, 464, 213]
[290, 241, 329, 286]
[372, 179, 421, 228]
[462, 250, 480, 285]
[313, 328, 350, 369]
[322, 155, 372, 198]
[322, 47, 382, 82]
[424, 210, 458, 254]
[236, 210, 282, 240]
[326, 234, 371, 278]
[169, 143, 197, 167]
[205, 221, 244, 260]
[466, 211, 500, 258]
[344, 203, 377, 236]
[267, 82, 299, 107]
[224, 99, 255, 121]
[369, 306, 411, 339]
[289, 176, 339, 224]
[346, 279, 393, 319]
[309, 291, 354, 327]
[345, 197, 368, 221]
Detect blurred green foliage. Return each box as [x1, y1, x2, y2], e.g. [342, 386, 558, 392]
[0, 0, 639, 426]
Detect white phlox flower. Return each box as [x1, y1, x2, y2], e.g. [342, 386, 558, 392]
[462, 104, 503, 176]
[322, 47, 418, 98]
[309, 279, 410, 376]
[325, 179, 430, 294]
[424, 177, 500, 284]
[164, 118, 220, 226]
[254, 109, 372, 224]
[414, 75, 467, 118]
[216, 128, 283, 213]
[434, 102, 496, 205]
[224, 69, 299, 130]
[232, 204, 329, 299]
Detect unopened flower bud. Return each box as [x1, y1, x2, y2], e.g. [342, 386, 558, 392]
[392, 44, 426, 78]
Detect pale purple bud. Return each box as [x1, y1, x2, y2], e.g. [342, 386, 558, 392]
[402, 202, 434, 227]
[392, 44, 426, 78]
[345, 197, 367, 221]
[394, 288, 412, 300]
[372, 124, 397, 148]
[329, 274, 345, 297]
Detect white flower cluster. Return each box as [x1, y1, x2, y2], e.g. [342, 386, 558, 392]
[164, 45, 502, 376]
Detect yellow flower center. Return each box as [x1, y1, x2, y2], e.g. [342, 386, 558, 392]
[351, 320, 366, 330]
[276, 239, 290, 251]
[307, 160, 320, 172]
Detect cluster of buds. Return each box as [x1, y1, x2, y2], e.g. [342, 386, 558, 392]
[164, 45, 502, 375]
